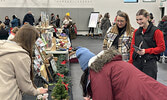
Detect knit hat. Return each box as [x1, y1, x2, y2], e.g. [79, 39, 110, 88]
[76, 47, 95, 71]
[66, 12, 70, 16]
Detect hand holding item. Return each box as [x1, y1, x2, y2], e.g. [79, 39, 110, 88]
[37, 87, 48, 94]
[83, 96, 90, 100]
[136, 49, 145, 55]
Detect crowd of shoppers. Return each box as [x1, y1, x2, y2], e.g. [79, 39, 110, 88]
[0, 8, 167, 100]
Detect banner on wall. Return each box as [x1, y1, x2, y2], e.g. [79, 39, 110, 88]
[88, 12, 99, 28]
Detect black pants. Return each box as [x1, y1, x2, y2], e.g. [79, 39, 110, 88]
[133, 57, 157, 80]
[88, 27, 94, 34]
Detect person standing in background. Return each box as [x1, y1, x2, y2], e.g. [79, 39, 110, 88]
[97, 14, 103, 37]
[15, 15, 21, 27]
[50, 13, 56, 26]
[23, 11, 35, 26]
[149, 13, 155, 25]
[55, 14, 60, 28]
[4, 16, 10, 31]
[11, 15, 18, 28]
[113, 10, 121, 25]
[129, 9, 165, 80]
[103, 11, 134, 61]
[0, 24, 48, 100]
[101, 12, 111, 37]
[62, 12, 72, 37]
[157, 15, 167, 63]
[0, 23, 9, 40]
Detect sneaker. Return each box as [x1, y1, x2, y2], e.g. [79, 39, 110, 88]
[165, 58, 167, 63]
[158, 57, 162, 63]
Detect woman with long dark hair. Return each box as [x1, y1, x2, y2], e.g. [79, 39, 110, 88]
[0, 24, 48, 100]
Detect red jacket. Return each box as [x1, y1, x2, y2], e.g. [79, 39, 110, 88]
[88, 49, 167, 100]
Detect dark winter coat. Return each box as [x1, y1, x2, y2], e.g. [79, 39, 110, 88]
[23, 14, 35, 25]
[11, 18, 18, 27]
[101, 18, 111, 36]
[0, 28, 9, 40]
[158, 20, 167, 39]
[88, 49, 167, 100]
[4, 19, 10, 27]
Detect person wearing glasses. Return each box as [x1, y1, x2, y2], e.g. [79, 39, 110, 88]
[129, 9, 165, 80]
[103, 11, 134, 61]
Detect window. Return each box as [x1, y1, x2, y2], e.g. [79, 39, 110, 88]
[124, 0, 138, 3]
[161, 0, 166, 2]
[143, 0, 156, 2]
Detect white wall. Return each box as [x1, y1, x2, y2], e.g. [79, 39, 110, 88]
[0, 0, 93, 8]
[94, 0, 161, 29]
[0, 0, 163, 29]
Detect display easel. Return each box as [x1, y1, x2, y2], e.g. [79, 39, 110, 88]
[35, 44, 53, 81]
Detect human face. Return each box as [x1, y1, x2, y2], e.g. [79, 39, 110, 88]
[136, 15, 149, 29]
[116, 16, 127, 28]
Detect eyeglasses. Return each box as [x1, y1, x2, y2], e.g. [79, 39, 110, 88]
[116, 20, 125, 23]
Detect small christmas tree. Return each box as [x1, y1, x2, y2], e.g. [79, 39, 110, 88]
[51, 78, 69, 100]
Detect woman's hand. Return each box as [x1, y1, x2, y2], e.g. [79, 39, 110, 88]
[83, 96, 90, 100]
[136, 49, 145, 55]
[37, 87, 48, 94]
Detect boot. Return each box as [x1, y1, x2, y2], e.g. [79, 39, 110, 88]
[158, 57, 163, 63]
[91, 34, 94, 37]
[86, 34, 90, 36]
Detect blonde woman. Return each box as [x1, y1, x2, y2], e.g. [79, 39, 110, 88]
[129, 9, 165, 80]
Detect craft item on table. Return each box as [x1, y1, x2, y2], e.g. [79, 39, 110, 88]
[40, 64, 49, 81]
[60, 33, 66, 37]
[61, 60, 67, 65]
[37, 93, 48, 100]
[49, 57, 57, 73]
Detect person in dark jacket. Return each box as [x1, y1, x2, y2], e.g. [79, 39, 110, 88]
[76, 47, 167, 100]
[129, 9, 165, 80]
[55, 14, 60, 28]
[23, 11, 35, 26]
[157, 15, 167, 63]
[50, 13, 56, 25]
[4, 16, 10, 29]
[0, 23, 9, 40]
[11, 15, 19, 28]
[101, 12, 111, 37]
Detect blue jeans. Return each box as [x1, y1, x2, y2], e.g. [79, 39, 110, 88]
[160, 39, 167, 56]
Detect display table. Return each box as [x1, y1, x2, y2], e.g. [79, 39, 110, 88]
[46, 50, 68, 55]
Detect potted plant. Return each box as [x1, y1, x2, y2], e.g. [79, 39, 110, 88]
[51, 78, 69, 100]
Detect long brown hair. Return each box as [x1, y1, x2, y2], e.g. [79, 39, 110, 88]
[80, 68, 90, 97]
[111, 11, 133, 35]
[11, 24, 39, 86]
[162, 15, 167, 21]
